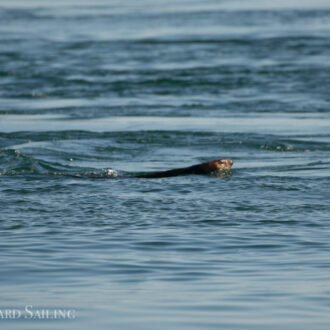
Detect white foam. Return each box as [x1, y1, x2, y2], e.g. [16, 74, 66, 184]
[105, 169, 118, 177]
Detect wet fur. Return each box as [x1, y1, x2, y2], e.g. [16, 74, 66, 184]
[136, 159, 233, 178]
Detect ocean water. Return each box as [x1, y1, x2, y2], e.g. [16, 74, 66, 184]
[1, 0, 330, 329]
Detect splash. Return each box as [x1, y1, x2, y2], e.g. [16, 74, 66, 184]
[104, 169, 118, 177]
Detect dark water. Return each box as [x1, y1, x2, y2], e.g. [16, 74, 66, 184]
[1, 0, 330, 329]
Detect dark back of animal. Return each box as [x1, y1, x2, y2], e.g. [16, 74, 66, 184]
[136, 159, 233, 178]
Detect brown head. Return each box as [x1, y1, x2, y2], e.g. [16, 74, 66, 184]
[201, 159, 233, 172]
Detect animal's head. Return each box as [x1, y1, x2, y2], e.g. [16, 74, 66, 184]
[208, 159, 233, 171]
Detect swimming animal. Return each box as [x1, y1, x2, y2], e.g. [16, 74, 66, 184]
[136, 159, 233, 178]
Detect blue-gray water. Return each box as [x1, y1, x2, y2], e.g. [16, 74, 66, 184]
[1, 0, 330, 329]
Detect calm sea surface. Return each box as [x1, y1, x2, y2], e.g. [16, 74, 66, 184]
[1, 0, 330, 329]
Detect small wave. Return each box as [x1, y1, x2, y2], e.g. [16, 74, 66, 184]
[0, 149, 119, 178]
[0, 149, 48, 176]
[54, 169, 119, 178]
